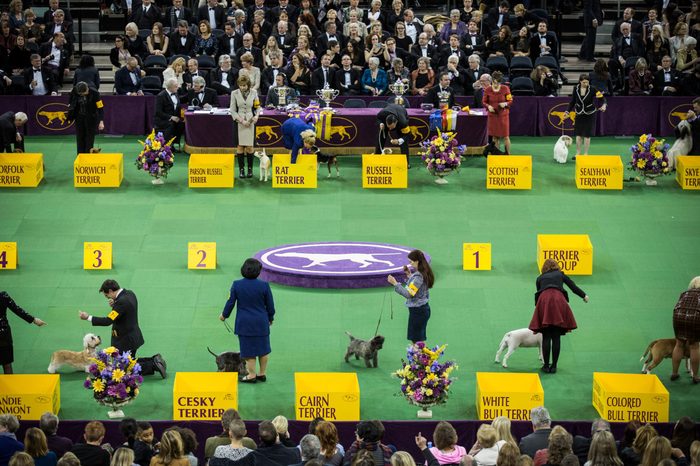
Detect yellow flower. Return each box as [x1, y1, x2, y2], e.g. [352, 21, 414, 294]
[134, 388, 139, 396]
[92, 379, 105, 392]
[654, 151, 662, 159]
[96, 361, 106, 371]
[158, 161, 164, 167]
[104, 346, 118, 355]
[639, 134, 648, 143]
[112, 368, 125, 382]
[426, 373, 438, 382]
[637, 159, 647, 169]
[424, 388, 433, 396]
[662, 161, 667, 167]
[152, 141, 161, 150]
[128, 360, 136, 371]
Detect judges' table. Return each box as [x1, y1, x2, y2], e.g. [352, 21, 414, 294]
[184, 108, 488, 155]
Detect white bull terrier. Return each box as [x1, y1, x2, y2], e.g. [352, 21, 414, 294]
[494, 328, 543, 368]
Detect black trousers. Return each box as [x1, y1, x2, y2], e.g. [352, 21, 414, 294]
[374, 122, 409, 164]
[159, 120, 184, 145]
[579, 25, 597, 61]
[129, 349, 156, 376]
[76, 119, 97, 154]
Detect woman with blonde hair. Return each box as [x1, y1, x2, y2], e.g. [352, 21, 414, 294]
[497, 443, 520, 466]
[238, 52, 261, 92]
[391, 452, 416, 466]
[672, 277, 700, 384]
[491, 417, 517, 448]
[124, 22, 147, 59]
[469, 424, 500, 466]
[585, 431, 622, 466]
[230, 74, 261, 179]
[410, 57, 434, 96]
[112, 448, 136, 466]
[263, 36, 282, 67]
[628, 57, 654, 95]
[9, 452, 34, 466]
[529, 258, 589, 374]
[150, 431, 189, 466]
[689, 440, 700, 466]
[24, 428, 56, 466]
[640, 437, 685, 466]
[620, 424, 657, 466]
[163, 57, 186, 89]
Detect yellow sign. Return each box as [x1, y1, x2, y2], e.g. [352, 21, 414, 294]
[0, 242, 17, 270]
[486, 155, 532, 189]
[575, 156, 623, 190]
[173, 372, 238, 420]
[537, 234, 593, 275]
[676, 156, 700, 190]
[74, 153, 123, 188]
[476, 372, 544, 421]
[83, 242, 113, 270]
[361, 154, 407, 188]
[272, 154, 317, 188]
[0, 374, 60, 419]
[0, 153, 44, 187]
[188, 242, 216, 269]
[592, 372, 669, 423]
[295, 372, 359, 421]
[463, 243, 492, 270]
[188, 154, 234, 188]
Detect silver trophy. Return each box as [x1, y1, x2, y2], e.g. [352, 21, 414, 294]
[316, 83, 340, 112]
[388, 79, 408, 105]
[437, 89, 451, 109]
[275, 86, 289, 109]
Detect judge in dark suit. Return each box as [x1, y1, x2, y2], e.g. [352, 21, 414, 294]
[114, 57, 144, 95]
[23, 54, 58, 95]
[198, 0, 226, 30]
[67, 82, 105, 155]
[375, 103, 411, 166]
[186, 76, 219, 107]
[653, 55, 681, 96]
[164, 0, 194, 30]
[529, 21, 558, 61]
[169, 21, 197, 57]
[424, 72, 456, 108]
[79, 279, 166, 378]
[130, 0, 162, 31]
[0, 111, 27, 153]
[154, 78, 185, 146]
[579, 0, 602, 61]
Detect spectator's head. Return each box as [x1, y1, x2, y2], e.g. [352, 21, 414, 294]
[158, 430, 184, 464]
[449, 34, 460, 47]
[690, 440, 700, 466]
[53, 32, 65, 46]
[530, 406, 551, 429]
[641, 436, 671, 466]
[277, 21, 288, 34]
[514, 4, 525, 16]
[418, 33, 428, 46]
[271, 415, 289, 437]
[24, 9, 35, 22]
[328, 40, 340, 52]
[541, 258, 561, 274]
[499, 1, 510, 13]
[517, 455, 534, 466]
[240, 51, 254, 68]
[651, 24, 664, 39]
[587, 431, 621, 466]
[220, 409, 241, 434]
[24, 428, 49, 458]
[632, 424, 658, 455]
[119, 418, 138, 445]
[219, 53, 232, 70]
[491, 416, 516, 446]
[243, 33, 253, 46]
[7, 0, 21, 14]
[299, 434, 321, 461]
[547, 426, 573, 466]
[471, 9, 483, 22]
[171, 57, 186, 73]
[648, 9, 657, 21]
[478, 73, 492, 89]
[84, 421, 106, 444]
[187, 58, 199, 72]
[177, 20, 189, 36]
[464, 0, 472, 7]
[391, 452, 416, 466]
[9, 453, 33, 466]
[476, 424, 498, 449]
[353, 450, 375, 466]
[13, 112, 28, 128]
[623, 7, 634, 20]
[424, 23, 435, 35]
[590, 419, 611, 436]
[674, 22, 688, 36]
[53, 9, 65, 23]
[125, 22, 138, 37]
[198, 20, 212, 35]
[634, 57, 648, 72]
[433, 422, 458, 450]
[316, 421, 339, 457]
[240, 257, 261, 278]
[403, 8, 414, 22]
[620, 421, 642, 449]
[530, 65, 550, 81]
[368, 56, 380, 69]
[498, 25, 511, 40]
[152, 22, 164, 38]
[57, 453, 80, 466]
[593, 58, 608, 77]
[492, 70, 504, 84]
[234, 10, 245, 22]
[449, 9, 460, 21]
[79, 54, 96, 70]
[259, 421, 278, 446]
[560, 455, 579, 466]
[39, 412, 59, 436]
[392, 57, 404, 71]
[165, 77, 179, 93]
[672, 417, 696, 453]
[447, 54, 459, 68]
[496, 442, 520, 466]
[620, 22, 631, 36]
[468, 54, 480, 69]
[178, 428, 197, 455]
[125, 56, 138, 71]
[468, 20, 478, 32]
[112, 447, 135, 466]
[355, 421, 381, 442]
[137, 422, 154, 444]
[537, 21, 548, 33]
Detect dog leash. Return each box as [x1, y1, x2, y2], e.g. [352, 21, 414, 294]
[374, 291, 393, 337]
[222, 319, 233, 333]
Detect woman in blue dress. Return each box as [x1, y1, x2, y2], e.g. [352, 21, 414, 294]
[221, 258, 275, 384]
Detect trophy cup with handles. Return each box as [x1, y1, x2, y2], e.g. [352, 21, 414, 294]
[388, 79, 408, 105]
[316, 83, 339, 112]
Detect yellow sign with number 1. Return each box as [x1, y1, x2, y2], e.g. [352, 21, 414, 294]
[0, 242, 17, 270]
[84, 242, 113, 270]
[188, 242, 217, 269]
[463, 243, 492, 270]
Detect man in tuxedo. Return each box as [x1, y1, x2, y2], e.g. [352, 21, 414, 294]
[252, 10, 273, 39]
[198, 0, 226, 30]
[439, 34, 468, 68]
[130, 0, 161, 31]
[271, 0, 298, 23]
[579, 0, 602, 62]
[375, 103, 411, 166]
[169, 21, 196, 57]
[0, 111, 28, 152]
[260, 51, 284, 94]
[465, 54, 490, 94]
[311, 53, 336, 93]
[245, 0, 270, 30]
[218, 22, 242, 61]
[79, 279, 166, 379]
[439, 55, 468, 95]
[335, 54, 361, 95]
[316, 22, 346, 58]
[403, 9, 422, 43]
[183, 58, 209, 89]
[67, 81, 105, 155]
[342, 0, 365, 24]
[486, 1, 512, 36]
[385, 38, 410, 69]
[461, 20, 486, 57]
[186, 76, 219, 108]
[42, 0, 72, 25]
[209, 54, 238, 95]
[608, 22, 644, 90]
[232, 10, 247, 36]
[39, 32, 70, 85]
[164, 0, 194, 30]
[424, 72, 455, 108]
[529, 21, 558, 61]
[653, 55, 681, 96]
[42, 9, 75, 55]
[423, 24, 442, 48]
[153, 78, 185, 146]
[410, 33, 437, 70]
[114, 57, 144, 95]
[235, 33, 263, 68]
[272, 20, 294, 57]
[23, 54, 58, 96]
[611, 8, 642, 43]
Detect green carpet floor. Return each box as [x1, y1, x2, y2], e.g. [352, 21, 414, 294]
[2, 135, 699, 422]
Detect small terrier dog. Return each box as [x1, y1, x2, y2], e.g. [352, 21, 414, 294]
[344, 332, 385, 368]
[641, 338, 691, 375]
[314, 146, 340, 178]
[494, 328, 543, 368]
[208, 347, 247, 375]
[254, 149, 271, 182]
[48, 334, 102, 373]
[553, 135, 573, 164]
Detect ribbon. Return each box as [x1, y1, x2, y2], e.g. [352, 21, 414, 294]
[315, 110, 333, 140]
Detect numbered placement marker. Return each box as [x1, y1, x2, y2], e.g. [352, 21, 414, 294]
[0, 242, 17, 270]
[463, 243, 492, 271]
[83, 242, 113, 270]
[188, 242, 217, 270]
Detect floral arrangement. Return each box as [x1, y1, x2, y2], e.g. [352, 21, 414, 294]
[419, 130, 467, 175]
[394, 342, 457, 408]
[84, 347, 143, 405]
[629, 134, 671, 176]
[135, 130, 175, 179]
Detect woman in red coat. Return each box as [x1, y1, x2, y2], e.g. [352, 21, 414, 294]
[482, 71, 513, 154]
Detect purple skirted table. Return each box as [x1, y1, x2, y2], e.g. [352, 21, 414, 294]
[184, 108, 488, 155]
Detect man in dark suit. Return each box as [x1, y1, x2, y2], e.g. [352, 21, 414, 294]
[42, 9, 75, 55]
[518, 407, 553, 458]
[198, 0, 226, 30]
[153, 78, 185, 146]
[611, 8, 642, 44]
[209, 54, 239, 95]
[271, 0, 298, 23]
[130, 0, 161, 31]
[608, 22, 645, 90]
[235, 33, 263, 68]
[245, 0, 270, 30]
[251, 10, 273, 39]
[42, 0, 73, 25]
[653, 55, 681, 96]
[424, 72, 455, 108]
[310, 53, 336, 93]
[70, 422, 111, 466]
[486, 1, 512, 36]
[67, 82, 105, 154]
[410, 33, 437, 70]
[272, 20, 295, 57]
[578, 0, 602, 62]
[170, 21, 196, 57]
[186, 75, 219, 108]
[529, 21, 558, 60]
[0, 111, 28, 152]
[315, 22, 346, 57]
[438, 34, 469, 68]
[218, 22, 242, 61]
[39, 32, 70, 85]
[40, 413, 74, 460]
[79, 279, 166, 378]
[164, 0, 194, 30]
[23, 54, 58, 95]
[439, 56, 468, 95]
[375, 103, 411, 166]
[335, 54, 362, 95]
[255, 421, 301, 466]
[461, 20, 486, 57]
[114, 57, 144, 95]
[183, 57, 209, 88]
[260, 51, 285, 94]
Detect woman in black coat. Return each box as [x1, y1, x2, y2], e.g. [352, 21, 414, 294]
[73, 54, 101, 90]
[0, 291, 45, 374]
[566, 73, 607, 157]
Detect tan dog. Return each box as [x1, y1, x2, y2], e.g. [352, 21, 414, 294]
[641, 338, 691, 375]
[48, 334, 102, 373]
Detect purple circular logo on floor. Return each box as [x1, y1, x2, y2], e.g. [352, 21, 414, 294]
[254, 242, 431, 288]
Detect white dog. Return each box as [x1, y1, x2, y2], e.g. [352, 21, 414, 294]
[553, 135, 573, 164]
[667, 120, 692, 170]
[48, 334, 102, 373]
[254, 149, 270, 182]
[494, 328, 543, 368]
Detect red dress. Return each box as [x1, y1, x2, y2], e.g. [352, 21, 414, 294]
[483, 84, 512, 137]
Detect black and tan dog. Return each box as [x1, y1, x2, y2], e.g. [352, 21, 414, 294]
[314, 145, 340, 178]
[344, 332, 385, 368]
[207, 347, 247, 375]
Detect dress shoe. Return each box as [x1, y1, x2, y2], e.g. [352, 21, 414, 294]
[256, 375, 267, 382]
[549, 366, 557, 374]
[152, 353, 167, 379]
[541, 364, 551, 373]
[239, 169, 245, 179]
[239, 376, 257, 384]
[246, 169, 253, 178]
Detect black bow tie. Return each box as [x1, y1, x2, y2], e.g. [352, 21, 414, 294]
[209, 7, 214, 10]
[33, 68, 41, 72]
[175, 8, 180, 12]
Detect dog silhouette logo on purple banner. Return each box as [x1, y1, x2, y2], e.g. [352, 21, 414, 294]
[254, 242, 431, 289]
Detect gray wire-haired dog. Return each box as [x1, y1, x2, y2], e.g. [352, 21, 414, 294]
[207, 347, 247, 375]
[344, 332, 385, 368]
